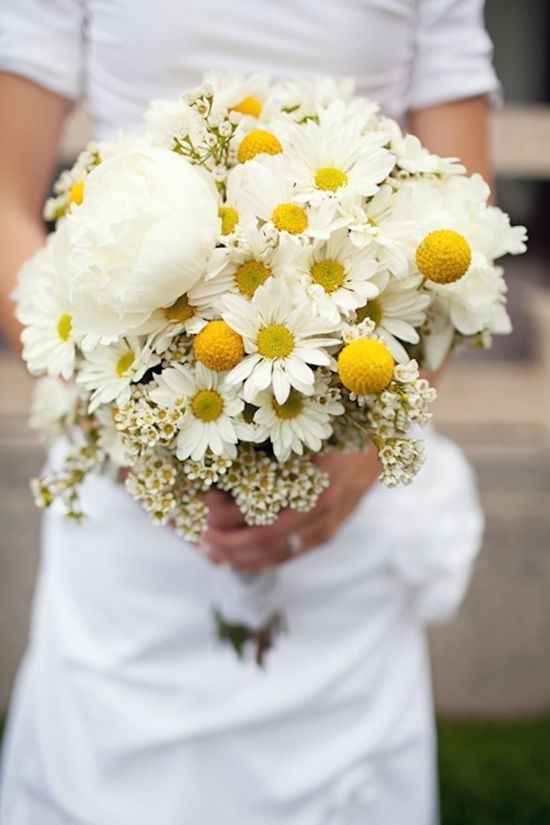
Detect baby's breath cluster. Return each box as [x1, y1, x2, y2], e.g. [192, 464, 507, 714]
[113, 387, 183, 458]
[170, 83, 242, 195]
[218, 445, 329, 526]
[182, 453, 234, 488]
[365, 361, 437, 438]
[125, 451, 208, 540]
[377, 438, 426, 488]
[31, 440, 105, 521]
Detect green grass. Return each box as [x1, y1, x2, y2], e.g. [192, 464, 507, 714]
[1, 713, 550, 822]
[438, 714, 550, 824]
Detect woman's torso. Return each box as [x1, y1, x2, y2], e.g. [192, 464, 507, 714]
[85, 0, 419, 138]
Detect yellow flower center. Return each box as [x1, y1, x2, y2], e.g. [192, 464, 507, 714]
[191, 389, 224, 422]
[310, 259, 346, 293]
[356, 299, 382, 326]
[416, 229, 471, 285]
[256, 323, 294, 359]
[235, 260, 272, 298]
[272, 389, 304, 420]
[163, 295, 194, 323]
[69, 180, 85, 206]
[237, 129, 283, 163]
[56, 313, 72, 342]
[218, 206, 239, 235]
[116, 351, 135, 378]
[314, 167, 348, 192]
[231, 96, 263, 118]
[271, 203, 308, 235]
[338, 338, 394, 395]
[193, 320, 244, 372]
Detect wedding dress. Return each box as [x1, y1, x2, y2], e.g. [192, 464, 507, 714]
[0, 2, 498, 823]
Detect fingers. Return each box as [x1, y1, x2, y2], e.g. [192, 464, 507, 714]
[198, 535, 290, 572]
[202, 505, 314, 554]
[220, 511, 342, 572]
[202, 489, 246, 529]
[199, 505, 319, 572]
[291, 518, 340, 556]
[191, 451, 378, 572]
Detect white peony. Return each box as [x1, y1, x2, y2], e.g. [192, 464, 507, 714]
[60, 146, 219, 346]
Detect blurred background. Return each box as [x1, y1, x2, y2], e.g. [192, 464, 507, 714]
[1, 2, 549, 821]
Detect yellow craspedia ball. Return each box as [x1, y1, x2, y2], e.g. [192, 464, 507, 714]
[338, 338, 394, 395]
[416, 229, 472, 284]
[193, 320, 244, 372]
[237, 129, 282, 163]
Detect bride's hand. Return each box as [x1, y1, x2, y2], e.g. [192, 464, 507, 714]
[198, 449, 381, 573]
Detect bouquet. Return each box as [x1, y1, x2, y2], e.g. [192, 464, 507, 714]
[15, 74, 526, 663]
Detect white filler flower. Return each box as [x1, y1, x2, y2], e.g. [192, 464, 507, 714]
[61, 146, 219, 345]
[222, 278, 341, 403]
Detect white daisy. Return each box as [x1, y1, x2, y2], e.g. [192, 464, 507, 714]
[198, 226, 302, 305]
[222, 278, 341, 403]
[356, 273, 431, 362]
[203, 72, 271, 122]
[17, 248, 78, 380]
[267, 76, 362, 123]
[252, 374, 344, 461]
[296, 230, 380, 323]
[344, 185, 418, 279]
[283, 102, 395, 205]
[149, 362, 246, 460]
[78, 337, 160, 412]
[43, 143, 103, 223]
[227, 156, 345, 240]
[285, 104, 395, 203]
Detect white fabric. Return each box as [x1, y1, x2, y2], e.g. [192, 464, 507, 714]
[0, 1, 499, 133]
[0, 2, 495, 823]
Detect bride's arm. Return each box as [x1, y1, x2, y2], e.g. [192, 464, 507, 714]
[0, 73, 69, 351]
[408, 94, 494, 193]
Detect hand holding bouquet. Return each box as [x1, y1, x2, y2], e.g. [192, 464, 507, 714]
[15, 74, 526, 660]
